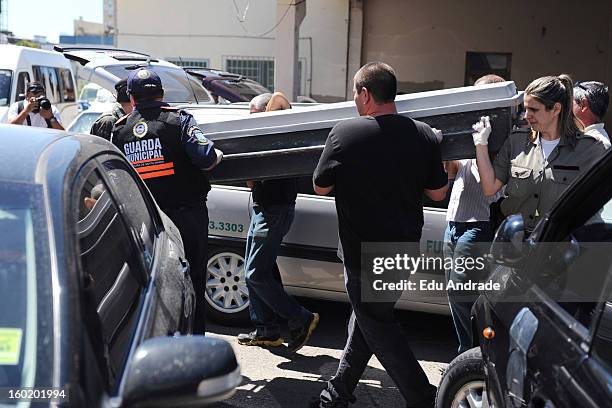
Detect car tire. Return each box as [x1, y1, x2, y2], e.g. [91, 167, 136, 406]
[205, 247, 251, 326]
[435, 346, 488, 408]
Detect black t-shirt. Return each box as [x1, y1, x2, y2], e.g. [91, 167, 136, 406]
[252, 178, 298, 206]
[313, 115, 447, 268]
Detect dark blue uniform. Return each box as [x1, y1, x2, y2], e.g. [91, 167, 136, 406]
[112, 100, 218, 334]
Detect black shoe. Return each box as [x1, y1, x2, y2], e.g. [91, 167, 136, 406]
[237, 331, 284, 347]
[287, 312, 319, 353]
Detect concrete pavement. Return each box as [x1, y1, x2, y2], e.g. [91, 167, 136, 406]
[209, 299, 457, 408]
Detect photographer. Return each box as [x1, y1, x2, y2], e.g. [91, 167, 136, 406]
[7, 82, 64, 130]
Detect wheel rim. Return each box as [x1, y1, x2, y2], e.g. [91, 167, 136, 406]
[451, 380, 488, 408]
[205, 252, 249, 314]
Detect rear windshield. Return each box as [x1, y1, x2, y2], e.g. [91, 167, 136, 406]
[215, 78, 270, 102]
[104, 65, 211, 104]
[0, 70, 12, 106]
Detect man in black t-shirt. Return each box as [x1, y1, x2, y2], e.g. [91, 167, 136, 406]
[238, 92, 319, 352]
[312, 62, 448, 408]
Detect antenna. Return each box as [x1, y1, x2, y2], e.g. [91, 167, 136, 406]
[179, 56, 199, 104]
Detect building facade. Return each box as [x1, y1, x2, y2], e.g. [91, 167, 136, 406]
[114, 0, 612, 125]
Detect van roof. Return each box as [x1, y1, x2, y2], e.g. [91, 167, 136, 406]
[0, 44, 72, 70]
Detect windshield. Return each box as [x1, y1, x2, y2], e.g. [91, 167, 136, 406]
[104, 65, 211, 104]
[215, 78, 270, 102]
[0, 70, 12, 107]
[68, 111, 103, 134]
[0, 185, 39, 394]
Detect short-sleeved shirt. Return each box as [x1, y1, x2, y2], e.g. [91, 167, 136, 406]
[7, 102, 62, 127]
[493, 130, 609, 230]
[252, 178, 298, 206]
[313, 114, 447, 269]
[446, 159, 502, 222]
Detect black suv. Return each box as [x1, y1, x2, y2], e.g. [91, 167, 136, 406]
[184, 67, 271, 103]
[437, 148, 612, 408]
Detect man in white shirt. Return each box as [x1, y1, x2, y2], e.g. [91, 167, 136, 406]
[7, 81, 64, 130]
[573, 81, 609, 144]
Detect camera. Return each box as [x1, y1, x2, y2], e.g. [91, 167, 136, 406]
[32, 96, 51, 113]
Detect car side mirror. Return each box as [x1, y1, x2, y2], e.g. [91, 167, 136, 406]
[490, 214, 526, 267]
[122, 335, 241, 407]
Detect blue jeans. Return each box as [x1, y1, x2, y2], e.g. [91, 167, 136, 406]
[443, 221, 492, 354]
[245, 204, 310, 337]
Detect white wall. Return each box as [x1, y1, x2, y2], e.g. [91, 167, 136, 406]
[115, 0, 349, 101]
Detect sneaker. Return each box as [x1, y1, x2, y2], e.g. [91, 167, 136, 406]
[309, 398, 348, 408]
[237, 331, 284, 347]
[287, 312, 320, 353]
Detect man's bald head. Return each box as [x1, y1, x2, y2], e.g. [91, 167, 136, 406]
[474, 74, 505, 86]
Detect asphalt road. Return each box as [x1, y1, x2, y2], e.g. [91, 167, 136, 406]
[209, 298, 458, 408]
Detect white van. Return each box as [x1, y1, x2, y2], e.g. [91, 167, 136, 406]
[0, 44, 78, 125]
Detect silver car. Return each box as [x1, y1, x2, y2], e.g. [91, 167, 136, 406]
[205, 181, 450, 324]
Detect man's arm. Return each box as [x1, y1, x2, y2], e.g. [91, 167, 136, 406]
[314, 184, 334, 196]
[424, 183, 449, 201]
[40, 106, 64, 130]
[266, 92, 291, 111]
[8, 98, 34, 125]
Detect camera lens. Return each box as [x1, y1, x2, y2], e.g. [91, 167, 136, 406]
[40, 97, 51, 110]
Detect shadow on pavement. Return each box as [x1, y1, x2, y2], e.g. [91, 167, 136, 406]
[208, 298, 457, 364]
[211, 370, 408, 408]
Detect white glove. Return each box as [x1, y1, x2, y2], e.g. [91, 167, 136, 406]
[431, 127, 443, 144]
[472, 116, 491, 145]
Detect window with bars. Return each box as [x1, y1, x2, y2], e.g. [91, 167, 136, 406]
[166, 58, 209, 68]
[224, 57, 275, 91]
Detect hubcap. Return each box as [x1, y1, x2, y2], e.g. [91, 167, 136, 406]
[205, 252, 249, 314]
[451, 380, 488, 408]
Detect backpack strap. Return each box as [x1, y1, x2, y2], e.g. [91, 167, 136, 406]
[17, 101, 31, 126]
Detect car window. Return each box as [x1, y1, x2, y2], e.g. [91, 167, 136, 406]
[14, 71, 29, 102]
[68, 111, 103, 134]
[75, 167, 144, 390]
[103, 64, 211, 104]
[213, 78, 270, 102]
[532, 196, 612, 329]
[0, 69, 12, 106]
[0, 183, 48, 392]
[100, 159, 157, 270]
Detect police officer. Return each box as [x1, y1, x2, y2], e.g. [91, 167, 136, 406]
[112, 68, 222, 334]
[90, 79, 133, 140]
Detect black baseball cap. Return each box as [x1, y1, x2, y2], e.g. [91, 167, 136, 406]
[127, 68, 163, 96]
[26, 81, 45, 94]
[114, 79, 130, 103]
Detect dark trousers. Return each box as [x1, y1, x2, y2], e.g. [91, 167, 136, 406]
[166, 205, 208, 335]
[321, 266, 436, 407]
[443, 221, 492, 354]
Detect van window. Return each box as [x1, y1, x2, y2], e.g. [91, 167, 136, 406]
[14, 72, 30, 102]
[59, 68, 76, 102]
[0, 70, 12, 106]
[32, 66, 61, 104]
